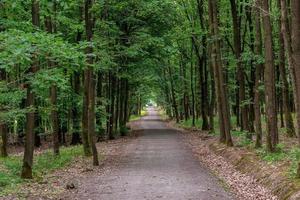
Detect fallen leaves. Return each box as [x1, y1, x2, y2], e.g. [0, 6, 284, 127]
[182, 130, 278, 200]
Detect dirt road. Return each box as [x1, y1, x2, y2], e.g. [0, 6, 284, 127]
[67, 107, 234, 200]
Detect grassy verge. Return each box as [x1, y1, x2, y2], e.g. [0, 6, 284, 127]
[256, 144, 300, 177]
[177, 116, 300, 178]
[0, 145, 83, 196]
[129, 110, 148, 121]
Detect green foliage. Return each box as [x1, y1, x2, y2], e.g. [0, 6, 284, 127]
[256, 144, 287, 163]
[129, 110, 148, 121]
[179, 118, 203, 129]
[256, 145, 300, 178]
[288, 148, 300, 177]
[119, 126, 129, 136]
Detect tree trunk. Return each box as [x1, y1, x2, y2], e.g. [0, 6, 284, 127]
[71, 72, 82, 145]
[208, 0, 233, 146]
[190, 43, 195, 127]
[208, 44, 216, 132]
[0, 123, 8, 157]
[246, 5, 256, 133]
[114, 78, 120, 133]
[278, 0, 295, 137]
[290, 0, 300, 177]
[229, 0, 249, 132]
[168, 65, 179, 123]
[50, 85, 60, 155]
[254, 0, 263, 148]
[21, 87, 35, 179]
[182, 59, 189, 121]
[290, 0, 300, 143]
[124, 79, 129, 123]
[82, 69, 92, 156]
[96, 72, 105, 140]
[88, 70, 99, 166]
[71, 5, 84, 145]
[108, 72, 116, 140]
[261, 0, 278, 152]
[45, 12, 60, 155]
[83, 0, 99, 166]
[21, 0, 40, 179]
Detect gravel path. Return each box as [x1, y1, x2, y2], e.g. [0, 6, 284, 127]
[66, 107, 234, 200]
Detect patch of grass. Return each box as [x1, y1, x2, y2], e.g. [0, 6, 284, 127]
[179, 118, 202, 129]
[33, 145, 83, 178]
[129, 115, 141, 121]
[129, 109, 148, 121]
[256, 144, 300, 178]
[0, 156, 23, 190]
[287, 148, 300, 177]
[231, 130, 254, 147]
[0, 145, 83, 196]
[256, 143, 287, 163]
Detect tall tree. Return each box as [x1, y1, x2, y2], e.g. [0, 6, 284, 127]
[261, 0, 278, 152]
[277, 0, 295, 137]
[229, 0, 249, 132]
[21, 0, 40, 179]
[83, 0, 99, 165]
[254, 0, 263, 148]
[208, 0, 233, 146]
[45, 5, 60, 155]
[0, 123, 8, 157]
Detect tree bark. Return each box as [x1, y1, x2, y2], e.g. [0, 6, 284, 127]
[229, 0, 249, 132]
[278, 0, 295, 137]
[289, 0, 300, 177]
[208, 0, 233, 146]
[50, 85, 60, 155]
[254, 0, 263, 148]
[190, 43, 195, 127]
[83, 0, 99, 166]
[168, 65, 179, 123]
[290, 0, 300, 144]
[45, 11, 60, 155]
[21, 86, 35, 179]
[71, 5, 83, 145]
[88, 70, 99, 166]
[71, 72, 82, 145]
[108, 72, 116, 140]
[261, 0, 278, 152]
[82, 69, 92, 156]
[0, 123, 8, 157]
[21, 0, 40, 179]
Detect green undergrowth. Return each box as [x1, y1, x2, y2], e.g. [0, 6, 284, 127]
[177, 116, 300, 178]
[256, 144, 300, 178]
[179, 118, 203, 129]
[0, 145, 84, 196]
[129, 110, 148, 121]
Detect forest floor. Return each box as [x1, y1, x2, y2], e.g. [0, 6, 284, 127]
[0, 137, 135, 199]
[171, 120, 300, 200]
[2, 108, 292, 200]
[169, 122, 278, 200]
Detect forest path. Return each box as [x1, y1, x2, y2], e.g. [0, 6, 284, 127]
[67, 107, 234, 200]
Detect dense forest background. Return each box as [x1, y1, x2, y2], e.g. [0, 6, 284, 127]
[0, 0, 300, 185]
